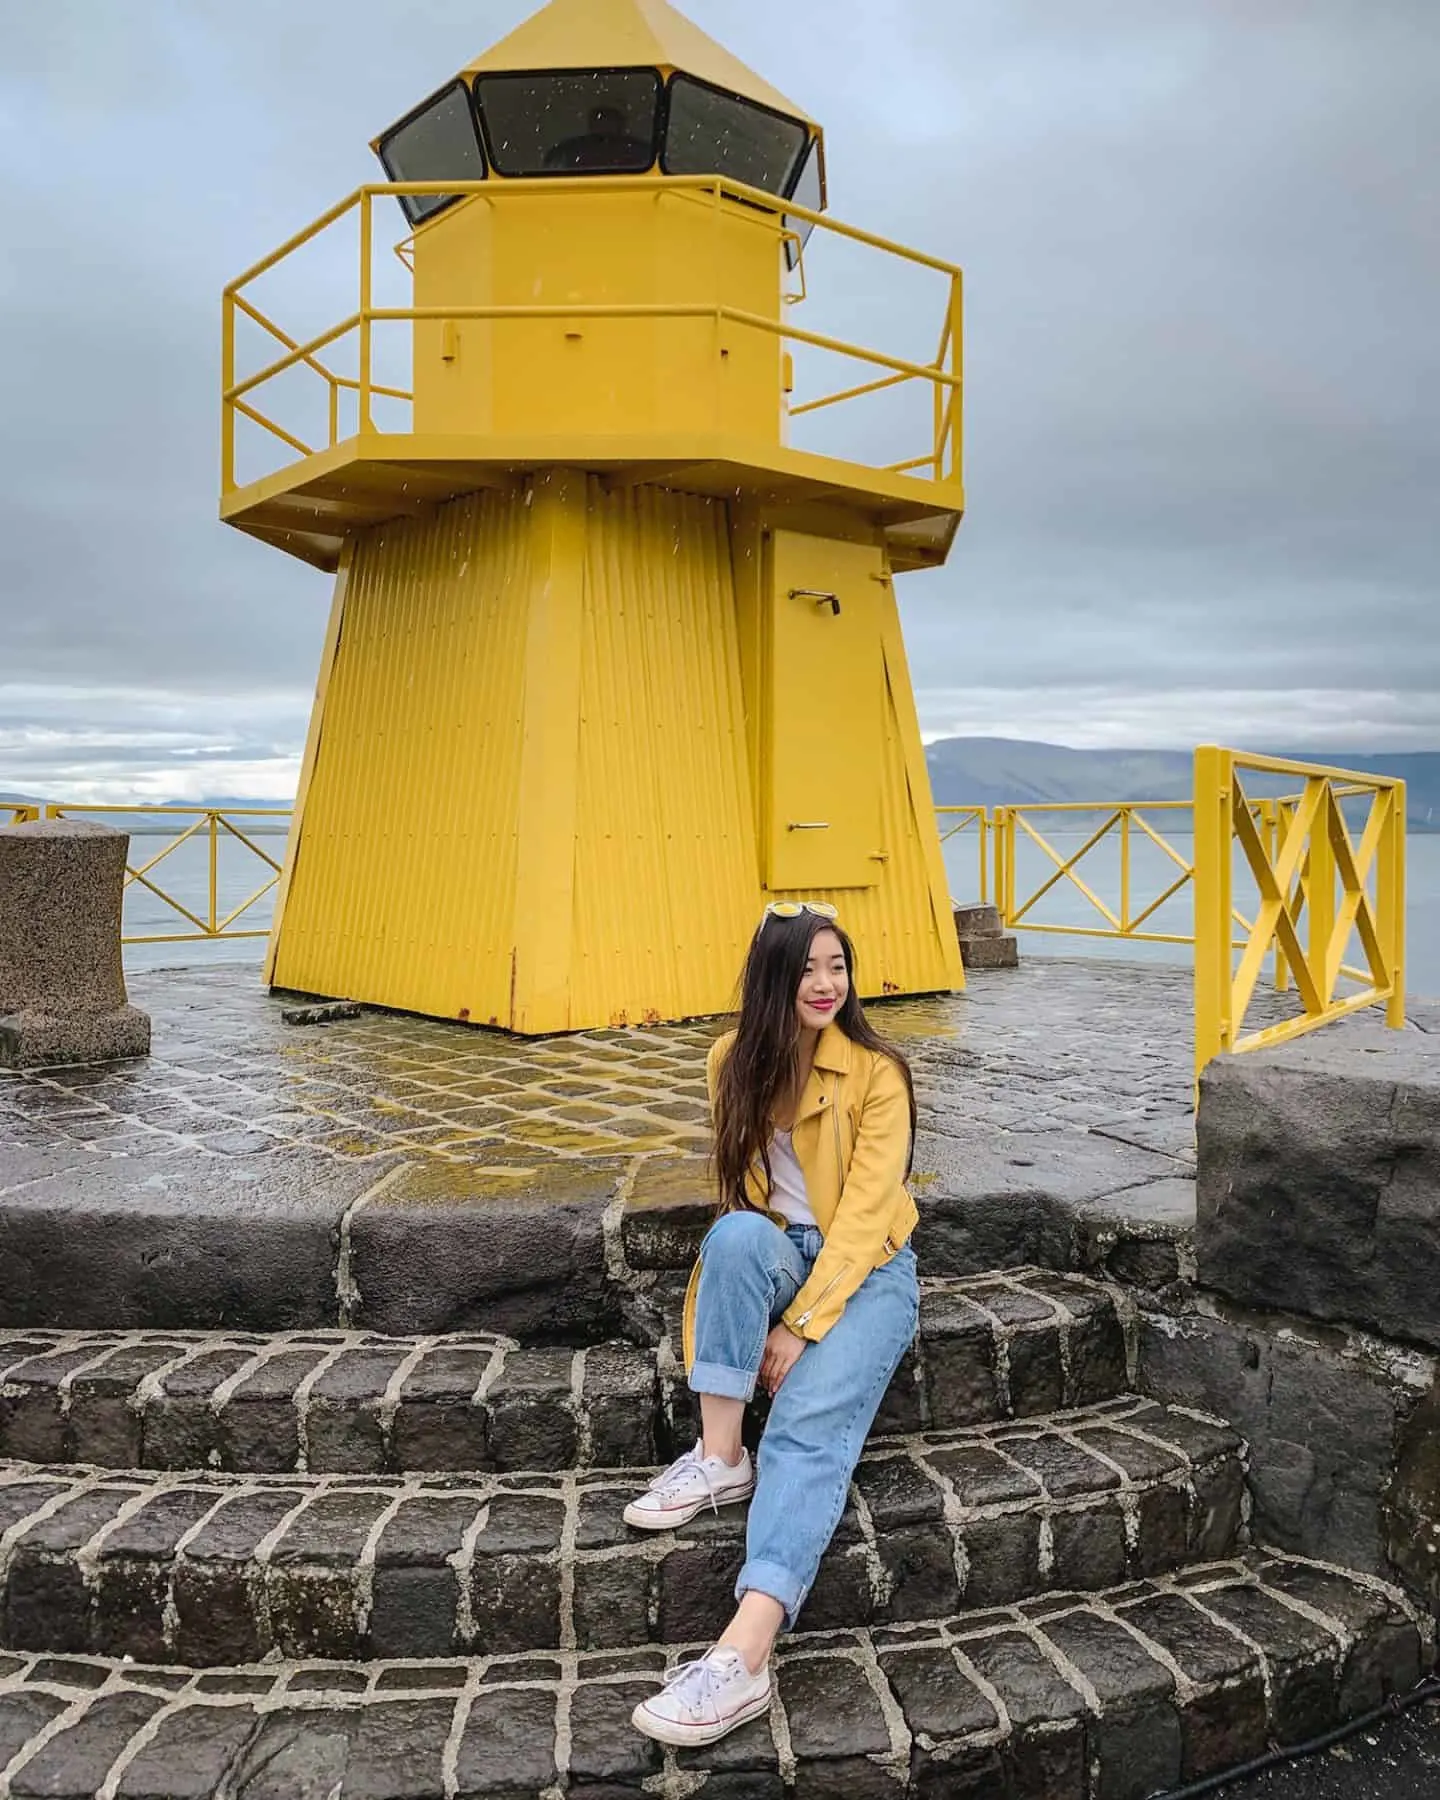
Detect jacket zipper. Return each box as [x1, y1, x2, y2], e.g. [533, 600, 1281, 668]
[795, 1080, 861, 1328]
[827, 1081, 900, 1267]
[793, 1262, 852, 1330]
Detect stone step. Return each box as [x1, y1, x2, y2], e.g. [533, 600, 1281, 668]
[0, 1268, 1129, 1477]
[0, 1554, 1428, 1800]
[0, 1399, 1244, 1668]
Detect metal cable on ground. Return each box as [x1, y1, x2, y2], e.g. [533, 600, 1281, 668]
[1151, 1676, 1440, 1799]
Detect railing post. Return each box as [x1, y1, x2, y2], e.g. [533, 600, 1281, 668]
[993, 807, 1011, 925]
[1193, 746, 1233, 1084]
[221, 292, 236, 493]
[1119, 807, 1132, 934]
[359, 189, 373, 435]
[1382, 780, 1407, 1028]
[946, 275, 962, 484]
[208, 812, 219, 936]
[712, 180, 725, 433]
[1306, 777, 1335, 1009]
[978, 812, 989, 907]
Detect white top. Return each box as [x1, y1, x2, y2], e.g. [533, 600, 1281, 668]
[768, 1128, 819, 1228]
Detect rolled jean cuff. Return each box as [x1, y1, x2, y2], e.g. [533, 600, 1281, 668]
[735, 1557, 807, 1632]
[688, 1359, 757, 1402]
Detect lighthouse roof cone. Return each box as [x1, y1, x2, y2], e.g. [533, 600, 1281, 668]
[461, 0, 816, 123]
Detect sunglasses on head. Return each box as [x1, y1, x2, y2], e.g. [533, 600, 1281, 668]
[762, 901, 840, 922]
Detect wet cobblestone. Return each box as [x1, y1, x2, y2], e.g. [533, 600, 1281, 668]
[0, 1555, 1427, 1800]
[0, 959, 1202, 1173]
[0, 1268, 1127, 1475]
[0, 957, 1400, 1183]
[0, 1396, 1245, 1666]
[0, 959, 1414, 1340]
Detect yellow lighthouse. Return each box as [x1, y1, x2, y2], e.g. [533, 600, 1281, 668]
[223, 0, 967, 1033]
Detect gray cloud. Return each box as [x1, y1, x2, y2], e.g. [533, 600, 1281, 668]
[1, 0, 1436, 800]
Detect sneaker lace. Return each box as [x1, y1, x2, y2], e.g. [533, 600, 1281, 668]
[660, 1651, 742, 1722]
[651, 1445, 725, 1516]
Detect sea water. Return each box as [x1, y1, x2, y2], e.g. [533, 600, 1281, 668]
[113, 824, 1439, 998]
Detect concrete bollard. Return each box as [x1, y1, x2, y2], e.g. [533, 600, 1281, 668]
[0, 819, 151, 1069]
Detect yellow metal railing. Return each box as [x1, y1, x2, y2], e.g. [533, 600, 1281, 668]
[935, 806, 990, 905]
[33, 806, 290, 946]
[8, 771, 1403, 1070]
[1193, 748, 1405, 1075]
[991, 800, 1203, 949]
[4, 804, 40, 825]
[939, 764, 1407, 1077]
[222, 176, 963, 496]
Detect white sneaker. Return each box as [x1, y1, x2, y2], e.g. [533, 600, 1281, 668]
[632, 1645, 772, 1746]
[622, 1441, 755, 1530]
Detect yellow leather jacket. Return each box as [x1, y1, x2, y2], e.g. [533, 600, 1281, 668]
[681, 1022, 919, 1370]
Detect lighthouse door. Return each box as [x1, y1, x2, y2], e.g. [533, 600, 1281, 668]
[765, 531, 885, 892]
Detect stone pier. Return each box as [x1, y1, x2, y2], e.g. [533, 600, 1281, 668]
[0, 957, 1433, 1798]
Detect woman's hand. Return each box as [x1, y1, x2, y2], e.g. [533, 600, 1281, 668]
[760, 1323, 806, 1396]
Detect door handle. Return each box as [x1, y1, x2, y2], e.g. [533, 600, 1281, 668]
[788, 588, 841, 616]
[787, 822, 830, 831]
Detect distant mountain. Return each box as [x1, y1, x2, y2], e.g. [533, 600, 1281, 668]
[924, 738, 1440, 831]
[12, 759, 1440, 833]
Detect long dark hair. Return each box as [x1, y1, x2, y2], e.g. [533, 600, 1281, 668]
[711, 911, 917, 1214]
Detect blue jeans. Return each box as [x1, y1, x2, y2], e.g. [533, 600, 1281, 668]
[689, 1210, 920, 1631]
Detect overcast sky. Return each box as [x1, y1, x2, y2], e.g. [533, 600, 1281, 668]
[2, 0, 1436, 802]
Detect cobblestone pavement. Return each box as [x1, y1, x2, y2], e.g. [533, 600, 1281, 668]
[0, 956, 1352, 1179]
[2, 956, 1421, 1338]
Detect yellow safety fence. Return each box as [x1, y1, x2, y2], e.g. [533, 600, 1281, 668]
[942, 750, 1406, 1078]
[222, 176, 963, 499]
[935, 806, 991, 905]
[1192, 748, 1405, 1076]
[10, 806, 290, 946]
[989, 799, 1201, 950]
[8, 753, 1405, 1075]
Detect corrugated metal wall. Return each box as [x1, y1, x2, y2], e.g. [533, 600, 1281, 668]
[271, 490, 531, 1021]
[569, 481, 761, 1025]
[270, 475, 959, 1029]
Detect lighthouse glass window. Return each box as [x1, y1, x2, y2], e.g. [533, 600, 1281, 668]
[475, 70, 662, 176]
[663, 75, 809, 199]
[377, 82, 487, 224]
